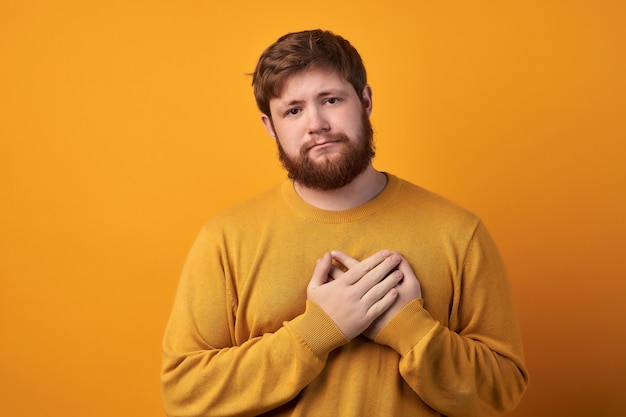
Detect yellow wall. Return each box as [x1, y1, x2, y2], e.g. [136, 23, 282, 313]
[2, 1, 624, 415]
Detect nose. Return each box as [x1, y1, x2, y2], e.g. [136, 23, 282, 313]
[307, 107, 330, 135]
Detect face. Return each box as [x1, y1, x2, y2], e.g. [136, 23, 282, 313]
[261, 68, 375, 191]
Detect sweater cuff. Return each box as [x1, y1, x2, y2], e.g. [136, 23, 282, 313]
[285, 300, 349, 358]
[374, 298, 437, 355]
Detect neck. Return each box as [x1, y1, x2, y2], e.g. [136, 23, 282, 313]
[293, 165, 387, 211]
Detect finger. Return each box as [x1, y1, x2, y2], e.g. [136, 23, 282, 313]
[361, 268, 403, 305]
[309, 253, 332, 288]
[332, 249, 391, 285]
[365, 286, 398, 322]
[329, 250, 360, 270]
[396, 256, 412, 278]
[353, 251, 402, 294]
[328, 264, 343, 281]
[395, 255, 423, 299]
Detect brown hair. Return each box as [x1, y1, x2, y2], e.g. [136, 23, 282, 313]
[251, 29, 368, 117]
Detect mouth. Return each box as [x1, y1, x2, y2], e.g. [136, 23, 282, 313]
[308, 141, 339, 151]
[306, 135, 348, 152]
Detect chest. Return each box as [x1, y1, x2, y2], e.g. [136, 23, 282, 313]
[225, 221, 460, 343]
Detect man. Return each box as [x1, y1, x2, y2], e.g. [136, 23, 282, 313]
[161, 29, 528, 416]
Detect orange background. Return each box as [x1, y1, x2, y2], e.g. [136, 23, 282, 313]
[1, 1, 625, 416]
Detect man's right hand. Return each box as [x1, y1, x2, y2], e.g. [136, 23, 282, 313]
[307, 250, 403, 339]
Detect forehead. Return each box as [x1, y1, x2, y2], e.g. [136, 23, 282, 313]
[273, 68, 354, 102]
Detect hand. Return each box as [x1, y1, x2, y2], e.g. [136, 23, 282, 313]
[307, 250, 403, 339]
[331, 251, 422, 340]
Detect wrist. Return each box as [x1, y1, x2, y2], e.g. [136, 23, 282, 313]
[285, 300, 349, 358]
[374, 299, 435, 354]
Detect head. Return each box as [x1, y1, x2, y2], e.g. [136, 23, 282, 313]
[252, 29, 369, 119]
[252, 30, 376, 191]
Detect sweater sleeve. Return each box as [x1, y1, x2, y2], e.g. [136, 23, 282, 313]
[375, 221, 529, 417]
[161, 226, 349, 417]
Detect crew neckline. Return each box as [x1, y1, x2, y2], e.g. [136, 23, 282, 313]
[281, 173, 401, 224]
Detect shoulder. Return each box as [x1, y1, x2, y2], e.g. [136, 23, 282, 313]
[392, 175, 479, 225]
[199, 182, 285, 236]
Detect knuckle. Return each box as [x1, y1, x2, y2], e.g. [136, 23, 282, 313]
[358, 261, 373, 273]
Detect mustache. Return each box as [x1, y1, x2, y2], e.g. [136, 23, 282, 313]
[302, 133, 350, 153]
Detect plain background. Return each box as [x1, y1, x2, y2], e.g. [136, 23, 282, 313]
[2, 1, 625, 416]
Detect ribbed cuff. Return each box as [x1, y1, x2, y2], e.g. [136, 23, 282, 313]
[285, 300, 349, 358]
[374, 298, 437, 355]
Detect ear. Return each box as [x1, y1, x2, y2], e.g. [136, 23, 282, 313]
[361, 85, 373, 116]
[261, 114, 277, 139]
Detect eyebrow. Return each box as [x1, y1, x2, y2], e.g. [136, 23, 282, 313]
[279, 89, 346, 108]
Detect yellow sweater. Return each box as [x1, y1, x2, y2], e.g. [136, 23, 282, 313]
[161, 174, 528, 417]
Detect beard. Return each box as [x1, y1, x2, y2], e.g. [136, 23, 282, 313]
[276, 110, 375, 191]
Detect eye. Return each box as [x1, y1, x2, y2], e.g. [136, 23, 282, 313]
[285, 108, 300, 117]
[326, 97, 340, 105]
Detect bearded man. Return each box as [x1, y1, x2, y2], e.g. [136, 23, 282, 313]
[161, 29, 529, 417]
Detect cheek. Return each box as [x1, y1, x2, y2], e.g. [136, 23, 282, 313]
[274, 123, 304, 146]
[337, 106, 363, 126]
[274, 131, 300, 156]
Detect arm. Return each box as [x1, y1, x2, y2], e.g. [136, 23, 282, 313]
[161, 229, 401, 417]
[375, 222, 529, 416]
[161, 227, 347, 417]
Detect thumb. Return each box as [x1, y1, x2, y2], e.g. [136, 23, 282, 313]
[309, 252, 332, 288]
